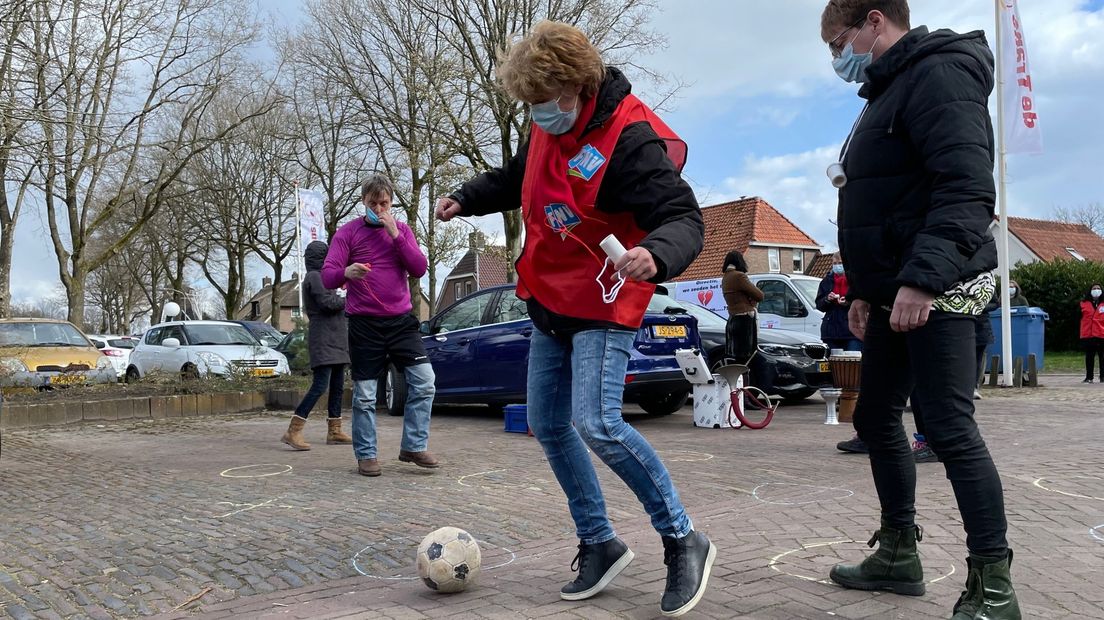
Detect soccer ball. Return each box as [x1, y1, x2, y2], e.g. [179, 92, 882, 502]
[416, 527, 482, 593]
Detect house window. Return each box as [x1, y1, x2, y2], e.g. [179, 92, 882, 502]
[465, 281, 473, 295]
[291, 308, 301, 318]
[250, 300, 260, 319]
[767, 248, 781, 273]
[1066, 247, 1086, 261]
[792, 249, 804, 274]
[455, 282, 462, 300]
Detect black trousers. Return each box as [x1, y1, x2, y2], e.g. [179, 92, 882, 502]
[724, 314, 758, 365]
[294, 364, 346, 418]
[854, 308, 1008, 556]
[1083, 338, 1104, 380]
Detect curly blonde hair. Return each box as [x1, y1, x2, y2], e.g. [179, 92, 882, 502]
[496, 21, 605, 104]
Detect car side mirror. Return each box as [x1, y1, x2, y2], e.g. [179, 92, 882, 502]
[162, 338, 181, 348]
[419, 321, 431, 335]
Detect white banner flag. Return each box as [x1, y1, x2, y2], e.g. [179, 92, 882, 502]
[298, 188, 326, 243]
[999, 0, 1043, 154]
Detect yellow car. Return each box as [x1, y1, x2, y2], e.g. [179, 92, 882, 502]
[0, 318, 116, 388]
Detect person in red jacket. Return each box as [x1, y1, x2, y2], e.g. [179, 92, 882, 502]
[1079, 284, 1104, 383]
[435, 21, 712, 617]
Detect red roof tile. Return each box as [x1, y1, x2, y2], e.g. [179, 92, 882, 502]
[1007, 217, 1104, 263]
[806, 252, 838, 279]
[675, 197, 821, 281]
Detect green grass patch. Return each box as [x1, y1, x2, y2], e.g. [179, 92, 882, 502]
[1043, 350, 1084, 373]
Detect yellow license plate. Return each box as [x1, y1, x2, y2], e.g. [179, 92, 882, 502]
[652, 325, 687, 339]
[50, 374, 84, 385]
[251, 369, 275, 377]
[818, 361, 830, 373]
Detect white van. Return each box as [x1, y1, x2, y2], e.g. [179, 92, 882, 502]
[668, 273, 824, 339]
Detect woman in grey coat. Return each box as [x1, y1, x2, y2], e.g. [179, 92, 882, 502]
[282, 240, 352, 450]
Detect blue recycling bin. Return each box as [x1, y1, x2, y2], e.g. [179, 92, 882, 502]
[986, 307, 1049, 372]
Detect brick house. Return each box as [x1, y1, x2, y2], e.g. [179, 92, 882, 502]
[673, 197, 822, 281]
[436, 232, 511, 312]
[992, 217, 1104, 266]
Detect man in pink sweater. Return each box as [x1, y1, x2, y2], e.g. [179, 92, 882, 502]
[322, 174, 437, 477]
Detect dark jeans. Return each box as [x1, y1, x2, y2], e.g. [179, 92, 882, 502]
[854, 308, 1008, 556]
[295, 364, 346, 418]
[1083, 338, 1104, 380]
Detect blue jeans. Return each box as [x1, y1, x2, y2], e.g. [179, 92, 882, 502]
[294, 364, 346, 418]
[350, 363, 436, 460]
[527, 328, 692, 544]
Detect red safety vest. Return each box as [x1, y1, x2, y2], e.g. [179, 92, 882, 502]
[516, 94, 687, 329]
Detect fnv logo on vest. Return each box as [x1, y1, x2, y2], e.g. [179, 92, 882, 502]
[568, 144, 607, 181]
[544, 203, 581, 240]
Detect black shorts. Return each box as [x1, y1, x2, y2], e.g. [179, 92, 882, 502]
[347, 313, 430, 381]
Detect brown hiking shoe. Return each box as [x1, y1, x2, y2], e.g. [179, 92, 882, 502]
[281, 415, 311, 451]
[326, 418, 352, 444]
[357, 458, 381, 477]
[398, 450, 439, 468]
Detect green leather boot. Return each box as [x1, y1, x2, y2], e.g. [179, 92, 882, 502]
[829, 522, 925, 596]
[951, 551, 1021, 620]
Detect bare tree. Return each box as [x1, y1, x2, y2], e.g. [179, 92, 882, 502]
[296, 0, 466, 318]
[410, 0, 669, 281]
[1054, 203, 1104, 237]
[25, 0, 276, 329]
[0, 1, 40, 318]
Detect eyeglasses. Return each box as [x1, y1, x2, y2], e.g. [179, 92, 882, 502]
[828, 16, 867, 59]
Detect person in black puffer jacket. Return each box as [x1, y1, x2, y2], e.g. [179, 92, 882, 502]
[819, 2, 1019, 618]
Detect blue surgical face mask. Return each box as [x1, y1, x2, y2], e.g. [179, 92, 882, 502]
[531, 96, 578, 135]
[1009, 287, 1017, 296]
[1092, 289, 1102, 299]
[832, 26, 878, 83]
[832, 264, 845, 275]
[364, 208, 381, 226]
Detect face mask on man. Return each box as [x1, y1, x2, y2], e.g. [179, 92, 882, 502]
[365, 208, 382, 226]
[832, 23, 879, 83]
[1093, 288, 1101, 299]
[832, 264, 844, 275]
[531, 96, 579, 135]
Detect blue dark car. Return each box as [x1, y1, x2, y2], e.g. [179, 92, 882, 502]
[380, 284, 701, 416]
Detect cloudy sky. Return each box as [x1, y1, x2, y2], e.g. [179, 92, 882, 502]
[8, 0, 1103, 306]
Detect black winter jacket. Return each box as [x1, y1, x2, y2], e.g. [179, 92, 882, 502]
[815, 273, 853, 341]
[838, 27, 998, 307]
[303, 241, 349, 368]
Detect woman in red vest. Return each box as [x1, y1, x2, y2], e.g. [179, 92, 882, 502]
[1079, 284, 1104, 383]
[436, 21, 711, 617]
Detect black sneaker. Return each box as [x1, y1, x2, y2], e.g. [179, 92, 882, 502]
[836, 435, 869, 454]
[660, 530, 716, 617]
[912, 441, 938, 463]
[559, 537, 634, 601]
[1083, 378, 1093, 384]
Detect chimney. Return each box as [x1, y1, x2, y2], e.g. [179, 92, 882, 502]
[468, 231, 486, 252]
[262, 276, 272, 288]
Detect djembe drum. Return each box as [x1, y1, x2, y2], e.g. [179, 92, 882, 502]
[828, 352, 863, 423]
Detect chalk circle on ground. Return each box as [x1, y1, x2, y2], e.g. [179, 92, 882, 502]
[752, 482, 855, 506]
[1091, 524, 1104, 543]
[219, 463, 293, 478]
[769, 540, 955, 586]
[656, 450, 715, 462]
[351, 534, 517, 580]
[1033, 475, 1104, 502]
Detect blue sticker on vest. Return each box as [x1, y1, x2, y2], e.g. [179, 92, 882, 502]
[568, 144, 607, 181]
[544, 203, 581, 240]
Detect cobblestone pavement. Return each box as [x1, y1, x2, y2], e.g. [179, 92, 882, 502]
[1, 375, 1102, 619]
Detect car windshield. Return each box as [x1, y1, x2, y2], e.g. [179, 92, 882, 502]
[0, 322, 89, 347]
[651, 293, 727, 329]
[182, 324, 259, 346]
[792, 279, 821, 305]
[109, 339, 137, 349]
[251, 325, 284, 345]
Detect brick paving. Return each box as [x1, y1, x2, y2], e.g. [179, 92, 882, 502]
[1, 375, 1102, 619]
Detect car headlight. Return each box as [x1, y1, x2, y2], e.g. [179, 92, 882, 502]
[96, 356, 112, 370]
[0, 357, 28, 373]
[196, 352, 228, 368]
[758, 344, 804, 357]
